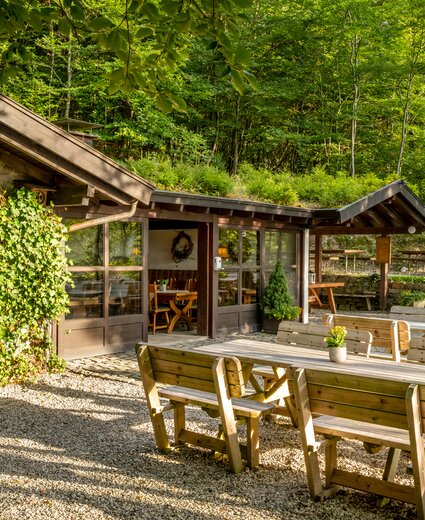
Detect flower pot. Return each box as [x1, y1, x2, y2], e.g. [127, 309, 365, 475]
[328, 346, 347, 363]
[262, 317, 281, 334]
[159, 284, 167, 292]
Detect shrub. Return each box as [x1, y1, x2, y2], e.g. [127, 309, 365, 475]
[398, 290, 425, 306]
[237, 163, 298, 205]
[260, 261, 301, 321]
[0, 189, 71, 385]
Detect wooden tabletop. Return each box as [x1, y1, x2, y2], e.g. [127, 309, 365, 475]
[192, 338, 425, 384]
[308, 282, 345, 289]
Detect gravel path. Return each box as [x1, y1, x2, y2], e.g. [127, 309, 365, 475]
[0, 338, 418, 519]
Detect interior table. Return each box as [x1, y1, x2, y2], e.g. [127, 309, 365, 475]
[308, 282, 344, 314]
[157, 290, 197, 333]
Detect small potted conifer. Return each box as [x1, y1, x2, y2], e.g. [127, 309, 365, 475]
[260, 260, 301, 333]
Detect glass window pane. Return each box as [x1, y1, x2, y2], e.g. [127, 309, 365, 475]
[242, 270, 260, 304]
[109, 272, 142, 315]
[109, 222, 142, 266]
[66, 223, 103, 266]
[218, 228, 239, 266]
[265, 231, 297, 268]
[242, 230, 260, 266]
[66, 272, 103, 319]
[218, 271, 238, 307]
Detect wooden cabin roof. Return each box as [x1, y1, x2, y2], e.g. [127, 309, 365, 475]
[311, 180, 425, 235]
[0, 94, 155, 207]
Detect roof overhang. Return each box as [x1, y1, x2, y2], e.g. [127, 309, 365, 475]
[311, 180, 425, 235]
[0, 94, 155, 207]
[150, 190, 312, 225]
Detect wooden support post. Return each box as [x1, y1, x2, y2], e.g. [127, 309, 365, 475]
[315, 233, 323, 284]
[376, 235, 391, 311]
[380, 261, 389, 310]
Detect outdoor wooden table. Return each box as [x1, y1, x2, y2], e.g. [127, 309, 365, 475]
[157, 290, 197, 333]
[190, 337, 425, 424]
[308, 282, 344, 314]
[193, 338, 425, 383]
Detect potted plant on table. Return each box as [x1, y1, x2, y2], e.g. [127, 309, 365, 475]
[260, 260, 301, 333]
[157, 279, 168, 292]
[325, 325, 347, 362]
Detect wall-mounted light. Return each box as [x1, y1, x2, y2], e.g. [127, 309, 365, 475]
[218, 246, 229, 258]
[408, 225, 416, 234]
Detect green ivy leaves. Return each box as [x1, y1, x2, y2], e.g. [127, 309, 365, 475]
[0, 189, 72, 384]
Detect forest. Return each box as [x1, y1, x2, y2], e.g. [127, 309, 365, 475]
[2, 0, 425, 207]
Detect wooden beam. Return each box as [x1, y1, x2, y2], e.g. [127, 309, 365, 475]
[310, 225, 423, 236]
[51, 184, 96, 206]
[0, 148, 55, 185]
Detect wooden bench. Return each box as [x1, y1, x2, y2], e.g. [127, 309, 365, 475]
[135, 343, 274, 473]
[252, 322, 372, 421]
[324, 313, 410, 363]
[407, 336, 425, 362]
[391, 305, 425, 333]
[333, 293, 376, 311]
[292, 365, 425, 518]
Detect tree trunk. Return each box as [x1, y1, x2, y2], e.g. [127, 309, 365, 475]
[397, 70, 413, 176]
[65, 31, 72, 119]
[349, 34, 360, 178]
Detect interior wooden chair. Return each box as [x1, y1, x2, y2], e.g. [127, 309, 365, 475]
[148, 282, 170, 334]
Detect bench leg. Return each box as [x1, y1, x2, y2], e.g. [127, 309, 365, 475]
[173, 404, 186, 446]
[406, 384, 425, 520]
[376, 447, 401, 507]
[213, 358, 243, 473]
[324, 436, 338, 488]
[293, 368, 324, 499]
[246, 416, 260, 468]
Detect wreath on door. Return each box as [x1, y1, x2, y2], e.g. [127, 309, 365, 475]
[172, 231, 194, 263]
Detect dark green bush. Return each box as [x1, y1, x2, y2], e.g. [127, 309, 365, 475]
[398, 290, 425, 306]
[260, 261, 301, 321]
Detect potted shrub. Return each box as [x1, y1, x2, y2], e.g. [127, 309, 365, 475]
[325, 325, 347, 362]
[260, 260, 301, 333]
[157, 279, 168, 292]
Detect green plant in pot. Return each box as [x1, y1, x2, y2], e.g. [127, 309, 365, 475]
[325, 326, 347, 362]
[157, 279, 168, 291]
[260, 260, 301, 333]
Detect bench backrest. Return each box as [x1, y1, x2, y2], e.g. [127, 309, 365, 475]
[391, 305, 425, 323]
[291, 365, 417, 431]
[277, 321, 372, 356]
[407, 336, 425, 362]
[139, 344, 249, 398]
[324, 313, 410, 361]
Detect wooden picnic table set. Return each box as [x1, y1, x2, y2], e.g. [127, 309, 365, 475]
[136, 317, 425, 518]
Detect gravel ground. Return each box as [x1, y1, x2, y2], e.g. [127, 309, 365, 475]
[0, 337, 419, 520]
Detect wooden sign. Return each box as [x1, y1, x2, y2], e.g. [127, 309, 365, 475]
[376, 236, 391, 264]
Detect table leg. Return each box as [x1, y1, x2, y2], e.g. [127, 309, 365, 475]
[326, 288, 337, 314]
[167, 299, 194, 333]
[309, 288, 323, 308]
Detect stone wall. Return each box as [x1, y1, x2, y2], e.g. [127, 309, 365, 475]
[319, 274, 425, 311]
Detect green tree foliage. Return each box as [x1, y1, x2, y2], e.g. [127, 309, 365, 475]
[3, 0, 425, 201]
[0, 0, 255, 108]
[0, 189, 71, 385]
